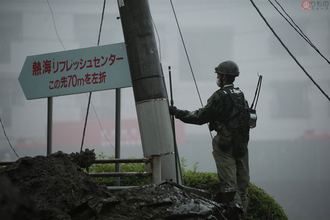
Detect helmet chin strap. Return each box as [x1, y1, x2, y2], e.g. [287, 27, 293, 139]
[219, 75, 227, 88]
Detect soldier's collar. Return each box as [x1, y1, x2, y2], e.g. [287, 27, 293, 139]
[222, 84, 234, 89]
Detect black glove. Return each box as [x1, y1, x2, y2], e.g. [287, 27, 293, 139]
[169, 106, 178, 115]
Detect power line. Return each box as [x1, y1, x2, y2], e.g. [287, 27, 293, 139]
[169, 0, 204, 107]
[86, 93, 116, 152]
[97, 0, 107, 46]
[47, 0, 114, 152]
[250, 0, 330, 102]
[80, 92, 92, 153]
[170, 0, 213, 140]
[0, 118, 20, 159]
[269, 0, 330, 65]
[81, 0, 108, 152]
[47, 0, 66, 50]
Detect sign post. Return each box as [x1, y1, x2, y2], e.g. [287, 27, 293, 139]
[115, 88, 121, 186]
[19, 43, 131, 155]
[47, 97, 53, 156]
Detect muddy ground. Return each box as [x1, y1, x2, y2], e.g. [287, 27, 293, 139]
[0, 150, 239, 220]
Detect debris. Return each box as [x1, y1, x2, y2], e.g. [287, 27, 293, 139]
[0, 150, 110, 220]
[0, 150, 233, 220]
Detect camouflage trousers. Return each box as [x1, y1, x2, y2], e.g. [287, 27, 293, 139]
[212, 134, 250, 208]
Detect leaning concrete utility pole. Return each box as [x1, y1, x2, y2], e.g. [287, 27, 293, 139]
[117, 0, 181, 183]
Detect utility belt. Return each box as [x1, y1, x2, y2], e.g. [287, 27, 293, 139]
[215, 125, 248, 159]
[216, 124, 249, 140]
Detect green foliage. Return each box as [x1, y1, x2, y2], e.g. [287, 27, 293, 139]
[88, 152, 147, 186]
[179, 157, 288, 220]
[247, 183, 288, 220]
[180, 157, 218, 187]
[90, 153, 287, 220]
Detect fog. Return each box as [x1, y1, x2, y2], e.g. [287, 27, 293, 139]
[0, 0, 330, 219]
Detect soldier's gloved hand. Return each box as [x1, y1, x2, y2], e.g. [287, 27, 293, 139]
[169, 106, 178, 115]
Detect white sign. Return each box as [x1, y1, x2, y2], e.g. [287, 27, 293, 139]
[19, 43, 131, 100]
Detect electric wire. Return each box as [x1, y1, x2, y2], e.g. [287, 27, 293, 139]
[271, 0, 312, 44]
[48, 0, 115, 152]
[269, 0, 330, 65]
[169, 0, 204, 107]
[249, 0, 330, 102]
[47, 0, 66, 50]
[97, 0, 107, 46]
[87, 93, 116, 152]
[170, 0, 214, 140]
[80, 0, 108, 152]
[0, 118, 20, 159]
[0, 0, 65, 159]
[80, 92, 92, 152]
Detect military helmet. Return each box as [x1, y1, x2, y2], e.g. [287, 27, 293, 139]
[215, 60, 240, 76]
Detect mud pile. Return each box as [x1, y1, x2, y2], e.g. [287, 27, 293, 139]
[0, 150, 229, 220]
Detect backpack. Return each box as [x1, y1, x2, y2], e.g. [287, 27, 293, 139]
[220, 88, 254, 143]
[216, 88, 256, 158]
[219, 76, 261, 131]
[215, 76, 262, 158]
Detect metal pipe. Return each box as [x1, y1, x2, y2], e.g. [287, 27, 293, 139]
[47, 97, 53, 156]
[89, 172, 152, 178]
[107, 186, 138, 191]
[0, 158, 152, 166]
[115, 88, 121, 186]
[95, 158, 151, 164]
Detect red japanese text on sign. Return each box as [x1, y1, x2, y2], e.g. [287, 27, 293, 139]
[19, 43, 132, 100]
[32, 54, 124, 76]
[49, 71, 107, 90]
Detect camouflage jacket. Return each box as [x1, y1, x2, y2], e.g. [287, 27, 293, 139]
[174, 84, 248, 133]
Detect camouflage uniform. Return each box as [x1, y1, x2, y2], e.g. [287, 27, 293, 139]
[173, 84, 250, 208]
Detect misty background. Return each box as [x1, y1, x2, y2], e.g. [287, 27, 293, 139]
[1, 0, 330, 219]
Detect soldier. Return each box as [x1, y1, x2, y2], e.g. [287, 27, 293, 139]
[169, 60, 250, 214]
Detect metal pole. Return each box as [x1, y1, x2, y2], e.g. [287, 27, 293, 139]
[117, 0, 182, 184]
[115, 88, 121, 186]
[168, 66, 183, 184]
[47, 97, 53, 156]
